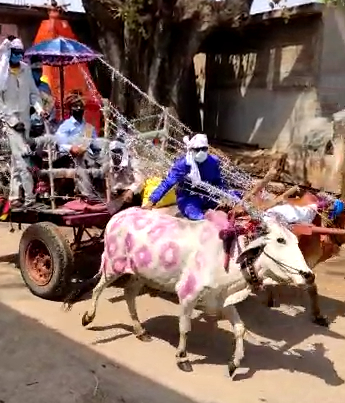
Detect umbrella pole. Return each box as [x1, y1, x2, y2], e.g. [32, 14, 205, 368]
[59, 65, 64, 120]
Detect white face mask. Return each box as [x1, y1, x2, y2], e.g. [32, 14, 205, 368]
[194, 150, 208, 163]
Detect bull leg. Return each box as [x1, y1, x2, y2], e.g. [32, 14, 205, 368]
[176, 300, 196, 373]
[264, 282, 328, 326]
[224, 305, 245, 378]
[82, 273, 118, 327]
[306, 281, 329, 327]
[124, 277, 152, 342]
[265, 288, 275, 308]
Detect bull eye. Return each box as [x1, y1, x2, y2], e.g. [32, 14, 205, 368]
[277, 237, 286, 244]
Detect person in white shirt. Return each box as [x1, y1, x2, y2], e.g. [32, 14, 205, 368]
[0, 36, 44, 208]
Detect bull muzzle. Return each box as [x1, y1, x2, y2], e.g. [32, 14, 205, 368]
[299, 270, 315, 284]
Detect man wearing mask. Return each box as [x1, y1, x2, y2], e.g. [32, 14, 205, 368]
[143, 133, 242, 220]
[30, 56, 55, 122]
[106, 134, 144, 214]
[55, 91, 101, 202]
[0, 36, 44, 208]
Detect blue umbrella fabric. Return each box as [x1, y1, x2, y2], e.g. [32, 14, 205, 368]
[24, 37, 100, 66]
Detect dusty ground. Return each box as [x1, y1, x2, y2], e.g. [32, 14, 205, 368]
[0, 223, 345, 403]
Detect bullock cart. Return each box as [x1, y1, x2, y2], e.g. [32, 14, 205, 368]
[6, 126, 169, 300]
[11, 181, 345, 303]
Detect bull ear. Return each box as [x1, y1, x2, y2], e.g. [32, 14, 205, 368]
[236, 237, 266, 265]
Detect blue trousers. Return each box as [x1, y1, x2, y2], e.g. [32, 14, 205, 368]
[178, 196, 217, 220]
[177, 190, 243, 220]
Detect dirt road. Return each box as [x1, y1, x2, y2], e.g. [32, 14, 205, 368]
[0, 223, 345, 403]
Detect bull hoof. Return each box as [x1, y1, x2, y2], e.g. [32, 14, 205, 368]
[177, 360, 193, 372]
[148, 289, 159, 297]
[228, 361, 237, 377]
[266, 298, 274, 308]
[82, 312, 94, 327]
[313, 315, 329, 327]
[136, 332, 152, 342]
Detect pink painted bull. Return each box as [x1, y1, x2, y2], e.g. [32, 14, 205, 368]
[66, 207, 315, 377]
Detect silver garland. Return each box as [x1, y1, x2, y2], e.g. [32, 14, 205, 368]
[0, 57, 339, 224]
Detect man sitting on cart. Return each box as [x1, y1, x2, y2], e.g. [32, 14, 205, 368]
[143, 133, 242, 220]
[55, 91, 102, 203]
[105, 130, 144, 214]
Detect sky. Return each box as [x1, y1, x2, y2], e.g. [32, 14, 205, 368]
[0, 0, 85, 13]
[249, 0, 322, 15]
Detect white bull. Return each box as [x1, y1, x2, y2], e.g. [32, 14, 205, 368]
[66, 207, 315, 377]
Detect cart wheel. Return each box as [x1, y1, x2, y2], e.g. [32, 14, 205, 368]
[19, 222, 74, 300]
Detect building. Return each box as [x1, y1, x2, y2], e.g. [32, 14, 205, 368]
[0, 0, 89, 49]
[203, 0, 345, 154]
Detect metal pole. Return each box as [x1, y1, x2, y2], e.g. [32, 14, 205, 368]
[59, 65, 64, 120]
[44, 121, 56, 210]
[102, 99, 111, 203]
[162, 108, 168, 151]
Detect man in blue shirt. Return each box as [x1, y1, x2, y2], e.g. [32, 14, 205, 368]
[55, 92, 101, 202]
[143, 133, 242, 220]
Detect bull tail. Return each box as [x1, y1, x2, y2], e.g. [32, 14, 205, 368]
[63, 271, 102, 311]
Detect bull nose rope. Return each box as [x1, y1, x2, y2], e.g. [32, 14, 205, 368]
[262, 251, 313, 280]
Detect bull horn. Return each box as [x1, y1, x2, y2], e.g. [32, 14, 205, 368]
[262, 185, 300, 210]
[243, 167, 277, 202]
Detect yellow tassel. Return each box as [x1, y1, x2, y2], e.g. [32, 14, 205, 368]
[0, 213, 8, 221]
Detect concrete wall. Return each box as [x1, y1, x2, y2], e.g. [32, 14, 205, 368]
[0, 8, 94, 49]
[0, 13, 40, 47]
[318, 7, 345, 118]
[204, 14, 328, 151]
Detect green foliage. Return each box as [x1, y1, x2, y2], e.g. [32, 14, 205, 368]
[321, 0, 345, 6]
[116, 0, 153, 38]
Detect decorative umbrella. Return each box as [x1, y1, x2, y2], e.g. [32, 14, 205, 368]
[25, 37, 100, 119]
[32, 6, 103, 131]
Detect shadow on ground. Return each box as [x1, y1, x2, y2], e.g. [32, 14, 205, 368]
[0, 253, 18, 266]
[93, 288, 345, 386]
[91, 305, 344, 386]
[0, 301, 200, 403]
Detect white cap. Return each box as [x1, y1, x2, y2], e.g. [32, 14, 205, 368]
[183, 133, 208, 150]
[109, 140, 125, 151]
[10, 38, 24, 50]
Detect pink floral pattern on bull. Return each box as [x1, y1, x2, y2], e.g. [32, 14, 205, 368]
[102, 208, 191, 276]
[103, 207, 258, 279]
[134, 245, 153, 267]
[178, 272, 197, 300]
[159, 242, 180, 269]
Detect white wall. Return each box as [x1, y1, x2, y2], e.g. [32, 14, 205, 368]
[318, 7, 345, 118]
[203, 14, 334, 151]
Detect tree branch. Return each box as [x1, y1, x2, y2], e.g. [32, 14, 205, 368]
[83, 0, 254, 124]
